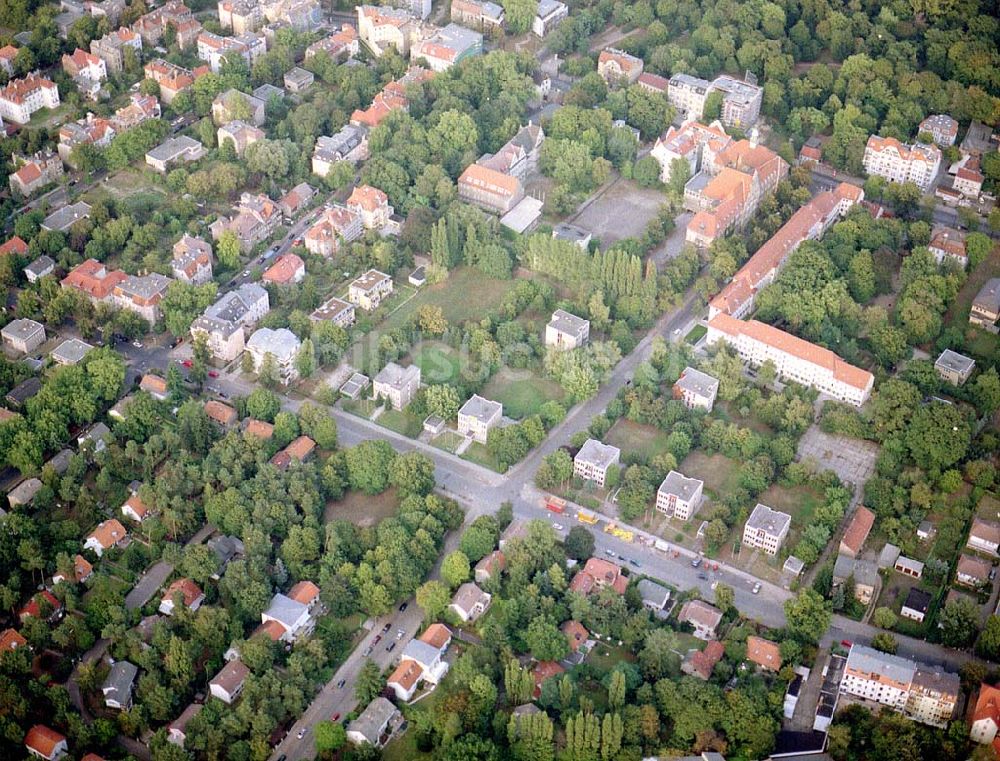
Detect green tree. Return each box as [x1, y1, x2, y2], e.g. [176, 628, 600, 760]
[354, 659, 384, 705]
[245, 388, 280, 421]
[441, 551, 471, 589]
[295, 338, 316, 379]
[314, 720, 346, 753]
[977, 616, 1000, 661]
[258, 352, 279, 388]
[939, 597, 979, 648]
[873, 607, 897, 630]
[345, 440, 397, 494]
[714, 583, 734, 613]
[416, 580, 450, 622]
[871, 632, 898, 654]
[607, 670, 625, 711]
[668, 157, 691, 196]
[217, 230, 241, 270]
[784, 589, 831, 643]
[904, 403, 970, 471]
[504, 659, 535, 705]
[501, 0, 539, 34]
[424, 384, 462, 420]
[389, 451, 436, 498]
[564, 525, 595, 561]
[525, 616, 570, 662]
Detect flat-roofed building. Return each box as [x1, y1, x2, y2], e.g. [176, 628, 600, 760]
[310, 295, 355, 328]
[532, 0, 567, 37]
[411, 23, 483, 72]
[935, 348, 975, 385]
[656, 470, 704, 520]
[349, 269, 393, 311]
[2, 319, 45, 354]
[545, 309, 589, 350]
[971, 278, 1000, 329]
[145, 135, 205, 172]
[919, 114, 958, 147]
[573, 439, 620, 487]
[457, 394, 502, 443]
[246, 327, 301, 385]
[742, 503, 791, 555]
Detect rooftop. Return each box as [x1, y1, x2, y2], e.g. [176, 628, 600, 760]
[658, 470, 703, 501]
[674, 366, 719, 398]
[459, 394, 502, 423]
[575, 438, 620, 469]
[935, 348, 975, 375]
[51, 338, 93, 364]
[374, 361, 420, 389]
[548, 308, 588, 335]
[348, 697, 399, 744]
[746, 503, 791, 536]
[246, 327, 300, 361]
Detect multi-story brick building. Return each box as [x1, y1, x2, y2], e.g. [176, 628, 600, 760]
[457, 163, 525, 215]
[9, 152, 63, 196]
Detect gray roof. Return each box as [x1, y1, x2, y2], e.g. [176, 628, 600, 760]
[215, 89, 265, 111]
[205, 283, 268, 323]
[658, 470, 702, 501]
[548, 309, 588, 335]
[746, 503, 791, 537]
[191, 314, 241, 339]
[253, 83, 284, 101]
[552, 223, 590, 243]
[675, 367, 719, 399]
[314, 125, 367, 161]
[711, 74, 761, 104]
[878, 542, 901, 569]
[348, 697, 400, 744]
[118, 273, 173, 300]
[146, 135, 202, 163]
[783, 555, 804, 575]
[853, 559, 878, 587]
[451, 582, 489, 614]
[895, 556, 924, 575]
[208, 535, 244, 567]
[6, 377, 41, 405]
[419, 23, 482, 55]
[670, 72, 712, 91]
[283, 66, 314, 86]
[637, 578, 670, 606]
[935, 348, 975, 375]
[46, 449, 74, 475]
[973, 278, 1000, 313]
[374, 361, 420, 389]
[833, 553, 855, 581]
[51, 338, 93, 364]
[536, 0, 566, 18]
[459, 394, 502, 423]
[246, 327, 300, 361]
[311, 295, 354, 322]
[103, 660, 138, 702]
[8, 477, 42, 506]
[2, 319, 44, 343]
[401, 638, 440, 666]
[576, 438, 620, 469]
[42, 201, 92, 231]
[845, 645, 915, 685]
[263, 593, 308, 628]
[24, 255, 55, 278]
[80, 422, 112, 443]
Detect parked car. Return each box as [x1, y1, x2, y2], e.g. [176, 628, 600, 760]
[363, 646, 372, 656]
[691, 556, 702, 568]
[552, 523, 564, 531]
[331, 713, 340, 723]
[396, 629, 404, 639]
[382, 623, 391, 634]
[605, 549, 616, 558]
[399, 602, 408, 612]
[182, 360, 193, 368]
[628, 559, 640, 568]
[208, 371, 219, 378]
[296, 728, 306, 739]
[372, 635, 381, 645]
[336, 679, 346, 689]
[386, 642, 396, 653]
[752, 582, 761, 594]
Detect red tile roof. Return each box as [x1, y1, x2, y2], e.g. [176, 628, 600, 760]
[163, 578, 203, 608]
[419, 623, 451, 649]
[0, 236, 29, 256]
[244, 419, 274, 439]
[561, 620, 589, 652]
[204, 400, 237, 425]
[262, 253, 304, 284]
[88, 518, 128, 549]
[287, 580, 320, 605]
[458, 163, 521, 198]
[388, 659, 423, 691]
[347, 185, 388, 212]
[24, 726, 66, 759]
[746, 635, 782, 670]
[0, 628, 27, 651]
[283, 435, 316, 461]
[840, 506, 875, 555]
[19, 590, 61, 620]
[685, 639, 725, 679]
[61, 259, 127, 300]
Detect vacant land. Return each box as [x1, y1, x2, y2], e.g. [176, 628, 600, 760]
[796, 427, 879, 489]
[381, 267, 518, 332]
[463, 441, 504, 472]
[481, 368, 565, 419]
[432, 430, 464, 453]
[569, 177, 667, 245]
[679, 451, 741, 498]
[409, 341, 461, 385]
[606, 418, 672, 462]
[324, 488, 400, 526]
[379, 409, 423, 438]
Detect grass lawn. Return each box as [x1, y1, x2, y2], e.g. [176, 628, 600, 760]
[382, 688, 446, 761]
[409, 341, 461, 385]
[343, 398, 378, 418]
[380, 267, 518, 332]
[679, 451, 741, 499]
[379, 409, 423, 438]
[463, 441, 506, 472]
[432, 430, 464, 453]
[976, 492, 1000, 522]
[481, 367, 565, 419]
[605, 418, 672, 463]
[324, 487, 400, 526]
[587, 642, 638, 673]
[685, 324, 707, 344]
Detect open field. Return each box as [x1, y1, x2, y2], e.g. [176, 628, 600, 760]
[431, 430, 464, 453]
[679, 451, 742, 498]
[685, 324, 707, 344]
[569, 177, 667, 246]
[380, 267, 518, 332]
[463, 441, 504, 472]
[409, 341, 461, 385]
[379, 409, 423, 438]
[605, 418, 671, 463]
[324, 487, 400, 526]
[481, 367, 565, 419]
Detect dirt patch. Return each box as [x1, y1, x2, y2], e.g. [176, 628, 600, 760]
[324, 488, 400, 526]
[569, 177, 668, 246]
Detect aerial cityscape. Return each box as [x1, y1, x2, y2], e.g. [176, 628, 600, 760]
[0, 0, 998, 759]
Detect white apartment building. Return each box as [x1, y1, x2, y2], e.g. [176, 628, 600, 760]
[545, 309, 589, 350]
[245, 327, 301, 384]
[918, 114, 958, 147]
[656, 470, 704, 521]
[863, 135, 942, 191]
[457, 394, 502, 443]
[0, 74, 60, 125]
[532, 0, 567, 36]
[573, 439, 621, 487]
[349, 269, 393, 311]
[706, 312, 874, 406]
[356, 5, 417, 57]
[373, 362, 421, 410]
[672, 366, 719, 412]
[742, 503, 791, 555]
[666, 73, 762, 127]
[651, 119, 731, 182]
[667, 73, 711, 120]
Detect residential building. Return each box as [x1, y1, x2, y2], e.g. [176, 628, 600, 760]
[574, 439, 620, 487]
[78, 421, 112, 454]
[8, 478, 42, 507]
[747, 636, 781, 671]
[159, 578, 205, 616]
[310, 295, 356, 328]
[57, 113, 116, 166]
[841, 645, 958, 728]
[562, 620, 589, 652]
[262, 253, 305, 285]
[172, 234, 213, 284]
[347, 697, 400, 747]
[347, 185, 392, 229]
[742, 503, 791, 555]
[0, 45, 17, 77]
[6, 377, 42, 409]
[305, 24, 359, 62]
[312, 125, 369, 176]
[919, 114, 958, 147]
[9, 151, 63, 197]
[677, 599, 723, 639]
[449, 581, 491, 622]
[197, 31, 265, 73]
[681, 640, 725, 680]
[971, 278, 1000, 329]
[545, 309, 589, 349]
[350, 65, 431, 128]
[0, 73, 60, 125]
[532, 0, 567, 37]
[191, 283, 269, 361]
[928, 226, 967, 268]
[109, 93, 160, 132]
[457, 394, 503, 443]
[207, 534, 245, 578]
[84, 519, 128, 557]
[651, 119, 731, 183]
[863, 135, 942, 191]
[637, 579, 670, 611]
[349, 269, 393, 310]
[450, 0, 504, 31]
[412, 23, 483, 72]
[211, 89, 266, 126]
[167, 704, 202, 748]
[62, 48, 106, 99]
[102, 661, 138, 709]
[0, 628, 28, 653]
[304, 205, 363, 255]
[971, 683, 1000, 754]
[49, 338, 91, 367]
[711, 74, 763, 127]
[217, 119, 264, 156]
[2, 319, 45, 354]
[260, 591, 313, 641]
[474, 550, 505, 583]
[839, 506, 875, 558]
[246, 327, 301, 384]
[457, 163, 525, 214]
[277, 182, 314, 218]
[210, 192, 281, 252]
[113, 273, 172, 324]
[0, 235, 28, 257]
[134, 2, 200, 46]
[901, 587, 931, 623]
[707, 313, 874, 405]
[672, 366, 719, 411]
[42, 202, 91, 232]
[954, 164, 984, 198]
[569, 557, 629, 596]
[478, 125, 545, 181]
[957, 553, 991, 587]
[833, 554, 878, 604]
[387, 659, 424, 702]
[24, 256, 55, 283]
[18, 590, 63, 623]
[935, 348, 975, 385]
[90, 28, 141, 74]
[968, 518, 1000, 555]
[388, 623, 452, 700]
[667, 73, 712, 121]
[597, 48, 643, 85]
[272, 435, 316, 469]
[209, 659, 250, 703]
[356, 5, 418, 57]
[24, 726, 68, 761]
[121, 490, 152, 522]
[146, 135, 205, 172]
[656, 470, 704, 520]
[637, 71, 668, 94]
[218, 0, 263, 33]
[372, 361, 420, 409]
[283, 66, 314, 91]
[799, 136, 823, 164]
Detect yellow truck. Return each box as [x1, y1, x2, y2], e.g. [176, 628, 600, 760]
[576, 509, 599, 525]
[603, 522, 634, 542]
